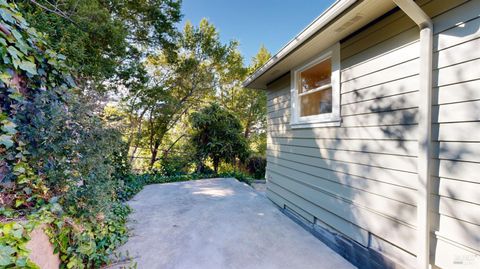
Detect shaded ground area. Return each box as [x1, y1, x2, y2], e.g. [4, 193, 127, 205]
[112, 178, 355, 269]
[251, 179, 267, 193]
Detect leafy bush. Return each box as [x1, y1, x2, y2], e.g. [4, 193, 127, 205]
[42, 203, 130, 269]
[158, 154, 193, 176]
[190, 103, 249, 173]
[245, 156, 266, 179]
[0, 221, 38, 268]
[116, 175, 145, 202]
[217, 171, 254, 185]
[0, 2, 130, 268]
[22, 90, 129, 219]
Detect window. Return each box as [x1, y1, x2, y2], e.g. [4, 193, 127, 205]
[291, 43, 341, 128]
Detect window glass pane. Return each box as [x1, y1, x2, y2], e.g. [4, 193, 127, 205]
[299, 58, 331, 94]
[300, 87, 332, 116]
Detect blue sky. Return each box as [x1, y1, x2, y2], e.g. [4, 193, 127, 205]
[180, 0, 336, 66]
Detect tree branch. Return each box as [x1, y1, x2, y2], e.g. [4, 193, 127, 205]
[163, 134, 186, 157]
[29, 0, 86, 31]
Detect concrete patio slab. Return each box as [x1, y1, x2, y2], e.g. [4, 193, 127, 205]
[112, 178, 356, 269]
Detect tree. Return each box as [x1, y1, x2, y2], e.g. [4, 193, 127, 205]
[17, 0, 182, 91]
[125, 19, 243, 169]
[220, 45, 271, 155]
[190, 104, 248, 173]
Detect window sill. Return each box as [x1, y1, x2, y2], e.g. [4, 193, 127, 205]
[290, 118, 341, 129]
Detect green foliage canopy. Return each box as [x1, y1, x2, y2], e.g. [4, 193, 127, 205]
[220, 45, 271, 156]
[16, 0, 182, 90]
[190, 103, 249, 173]
[126, 19, 245, 169]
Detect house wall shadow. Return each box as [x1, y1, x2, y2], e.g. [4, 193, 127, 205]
[266, 69, 415, 268]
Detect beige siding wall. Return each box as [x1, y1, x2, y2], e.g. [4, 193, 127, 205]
[429, 0, 480, 268]
[265, 0, 480, 268]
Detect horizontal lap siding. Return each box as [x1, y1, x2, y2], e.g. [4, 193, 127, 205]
[267, 145, 417, 173]
[267, 175, 416, 248]
[266, 160, 416, 204]
[267, 152, 418, 189]
[268, 125, 418, 140]
[268, 137, 418, 156]
[266, 1, 479, 268]
[429, 1, 480, 267]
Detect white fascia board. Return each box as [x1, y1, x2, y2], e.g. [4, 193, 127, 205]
[243, 0, 357, 89]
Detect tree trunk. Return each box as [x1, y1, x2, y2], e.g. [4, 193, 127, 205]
[244, 121, 251, 138]
[213, 158, 219, 174]
[149, 140, 160, 170]
[129, 143, 140, 163]
[244, 110, 254, 138]
[196, 161, 204, 173]
[128, 109, 147, 164]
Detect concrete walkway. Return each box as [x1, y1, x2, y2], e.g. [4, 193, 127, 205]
[113, 178, 355, 269]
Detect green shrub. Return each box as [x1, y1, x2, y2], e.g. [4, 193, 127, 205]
[44, 203, 131, 269]
[0, 221, 38, 268]
[117, 175, 144, 202]
[244, 156, 266, 179]
[158, 154, 193, 176]
[217, 171, 254, 185]
[190, 103, 249, 173]
[0, 2, 131, 268]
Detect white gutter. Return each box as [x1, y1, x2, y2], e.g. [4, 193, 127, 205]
[392, 1, 433, 269]
[242, 0, 357, 88]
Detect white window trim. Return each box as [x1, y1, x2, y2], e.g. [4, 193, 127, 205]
[290, 43, 341, 129]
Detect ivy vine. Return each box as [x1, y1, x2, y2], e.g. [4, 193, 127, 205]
[1, 1, 130, 268]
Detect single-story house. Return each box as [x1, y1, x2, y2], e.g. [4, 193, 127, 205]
[244, 0, 480, 268]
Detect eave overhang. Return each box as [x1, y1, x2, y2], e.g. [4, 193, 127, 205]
[243, 0, 397, 89]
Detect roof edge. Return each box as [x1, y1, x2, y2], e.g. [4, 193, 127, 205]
[243, 0, 358, 89]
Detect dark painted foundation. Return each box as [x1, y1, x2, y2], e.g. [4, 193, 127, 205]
[280, 205, 406, 269]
